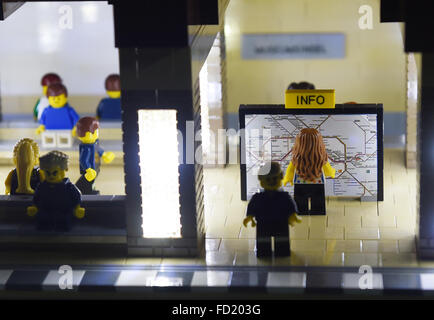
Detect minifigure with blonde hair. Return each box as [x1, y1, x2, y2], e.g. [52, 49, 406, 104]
[5, 138, 43, 195]
[283, 128, 336, 215]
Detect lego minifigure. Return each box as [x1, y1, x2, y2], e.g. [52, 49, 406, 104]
[283, 128, 336, 215]
[36, 83, 80, 134]
[243, 162, 301, 257]
[27, 151, 84, 231]
[287, 81, 315, 90]
[74, 117, 115, 195]
[96, 74, 121, 120]
[5, 138, 43, 195]
[33, 73, 62, 121]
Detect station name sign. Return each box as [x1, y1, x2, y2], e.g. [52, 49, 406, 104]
[285, 89, 335, 109]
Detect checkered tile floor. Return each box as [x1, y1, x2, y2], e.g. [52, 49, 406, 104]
[1, 265, 434, 296]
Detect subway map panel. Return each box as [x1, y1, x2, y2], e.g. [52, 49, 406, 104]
[244, 114, 378, 200]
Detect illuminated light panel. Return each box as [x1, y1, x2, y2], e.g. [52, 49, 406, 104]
[138, 109, 181, 238]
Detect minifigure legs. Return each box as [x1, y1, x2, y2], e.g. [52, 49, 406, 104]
[36, 210, 73, 232]
[294, 184, 326, 215]
[256, 224, 290, 257]
[75, 174, 100, 195]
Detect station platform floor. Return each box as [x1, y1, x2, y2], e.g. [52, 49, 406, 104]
[0, 148, 428, 296]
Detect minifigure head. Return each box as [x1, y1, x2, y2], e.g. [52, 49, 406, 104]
[258, 162, 283, 191]
[39, 151, 69, 183]
[47, 83, 68, 108]
[41, 73, 62, 96]
[105, 74, 121, 99]
[76, 117, 99, 144]
[287, 82, 315, 90]
[12, 138, 40, 167]
[292, 128, 328, 181]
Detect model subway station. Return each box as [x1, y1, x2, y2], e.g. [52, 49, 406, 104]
[0, 0, 432, 300]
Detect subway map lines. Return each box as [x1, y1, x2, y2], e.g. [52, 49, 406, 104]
[244, 114, 378, 200]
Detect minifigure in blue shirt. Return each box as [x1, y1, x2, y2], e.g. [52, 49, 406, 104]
[36, 83, 80, 134]
[96, 74, 121, 120]
[74, 117, 115, 194]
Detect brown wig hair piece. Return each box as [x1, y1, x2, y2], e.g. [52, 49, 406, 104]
[291, 128, 328, 181]
[47, 83, 68, 98]
[76, 117, 99, 137]
[105, 74, 121, 91]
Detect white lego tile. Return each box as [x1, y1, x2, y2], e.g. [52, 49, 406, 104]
[115, 270, 158, 288]
[0, 270, 13, 289]
[42, 269, 86, 291]
[342, 272, 383, 290]
[190, 271, 231, 287]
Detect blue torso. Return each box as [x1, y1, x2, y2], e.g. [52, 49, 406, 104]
[96, 98, 121, 120]
[79, 141, 104, 174]
[40, 104, 80, 130]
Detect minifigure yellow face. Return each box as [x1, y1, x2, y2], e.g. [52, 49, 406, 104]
[42, 85, 48, 96]
[259, 172, 283, 191]
[42, 166, 66, 183]
[107, 90, 121, 99]
[78, 129, 99, 144]
[48, 94, 67, 108]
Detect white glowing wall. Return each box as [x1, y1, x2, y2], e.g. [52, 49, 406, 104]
[0, 2, 118, 96]
[138, 109, 181, 238]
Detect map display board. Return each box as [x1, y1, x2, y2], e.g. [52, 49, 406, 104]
[239, 104, 383, 201]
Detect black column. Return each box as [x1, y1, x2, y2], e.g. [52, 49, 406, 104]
[113, 0, 204, 255]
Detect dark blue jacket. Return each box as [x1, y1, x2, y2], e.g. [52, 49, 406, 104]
[96, 98, 121, 120]
[33, 178, 81, 214]
[79, 141, 104, 174]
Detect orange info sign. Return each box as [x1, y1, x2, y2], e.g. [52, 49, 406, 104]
[285, 89, 335, 109]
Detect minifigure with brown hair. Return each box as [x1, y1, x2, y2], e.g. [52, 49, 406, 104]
[96, 74, 121, 120]
[283, 128, 336, 215]
[36, 83, 80, 134]
[33, 73, 62, 121]
[74, 116, 115, 194]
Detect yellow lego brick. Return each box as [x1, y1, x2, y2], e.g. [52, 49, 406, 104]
[398, 239, 416, 253]
[205, 239, 221, 251]
[345, 227, 380, 240]
[344, 253, 382, 267]
[379, 228, 415, 240]
[290, 223, 309, 240]
[362, 215, 397, 228]
[309, 226, 344, 240]
[381, 253, 418, 267]
[205, 251, 236, 266]
[305, 216, 327, 228]
[285, 89, 335, 109]
[219, 239, 256, 253]
[327, 240, 362, 253]
[328, 214, 362, 228]
[291, 240, 326, 252]
[362, 240, 398, 253]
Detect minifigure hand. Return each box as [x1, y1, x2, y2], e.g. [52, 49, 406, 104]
[243, 216, 257, 228]
[35, 125, 45, 135]
[71, 126, 77, 137]
[102, 151, 115, 164]
[84, 168, 97, 182]
[288, 213, 302, 227]
[27, 206, 38, 217]
[74, 206, 85, 219]
[282, 178, 293, 187]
